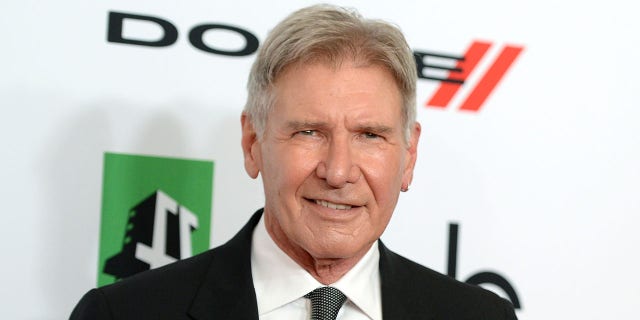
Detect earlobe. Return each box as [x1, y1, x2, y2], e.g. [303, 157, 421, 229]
[241, 113, 261, 179]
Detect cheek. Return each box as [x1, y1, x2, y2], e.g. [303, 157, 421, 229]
[363, 153, 405, 205]
[263, 145, 318, 192]
[259, 144, 286, 196]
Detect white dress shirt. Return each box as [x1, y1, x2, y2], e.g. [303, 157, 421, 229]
[251, 215, 382, 320]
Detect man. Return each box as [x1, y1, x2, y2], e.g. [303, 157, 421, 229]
[71, 4, 517, 320]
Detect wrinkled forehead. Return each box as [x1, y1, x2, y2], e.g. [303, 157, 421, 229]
[273, 57, 403, 95]
[269, 62, 404, 127]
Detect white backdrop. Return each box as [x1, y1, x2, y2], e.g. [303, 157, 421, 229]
[2, 0, 639, 319]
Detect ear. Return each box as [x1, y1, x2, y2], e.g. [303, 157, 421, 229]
[241, 113, 261, 179]
[401, 122, 421, 189]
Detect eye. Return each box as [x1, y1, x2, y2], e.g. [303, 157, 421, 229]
[362, 132, 381, 139]
[296, 130, 316, 136]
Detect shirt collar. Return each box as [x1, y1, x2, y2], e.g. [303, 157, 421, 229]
[332, 238, 381, 320]
[251, 215, 382, 320]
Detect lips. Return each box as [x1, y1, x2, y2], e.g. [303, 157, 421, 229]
[314, 199, 352, 210]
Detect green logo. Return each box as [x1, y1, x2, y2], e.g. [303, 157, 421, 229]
[97, 152, 214, 286]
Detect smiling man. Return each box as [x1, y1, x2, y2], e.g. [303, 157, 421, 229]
[243, 61, 414, 284]
[70, 4, 517, 320]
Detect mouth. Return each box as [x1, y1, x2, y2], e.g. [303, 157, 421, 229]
[304, 198, 362, 211]
[314, 199, 352, 210]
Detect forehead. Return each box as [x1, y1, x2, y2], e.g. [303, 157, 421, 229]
[270, 62, 403, 124]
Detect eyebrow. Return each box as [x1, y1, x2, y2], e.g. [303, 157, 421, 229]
[285, 120, 329, 131]
[285, 120, 394, 135]
[355, 124, 394, 135]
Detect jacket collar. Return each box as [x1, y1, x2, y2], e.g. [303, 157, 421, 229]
[188, 209, 263, 320]
[187, 209, 435, 320]
[379, 241, 435, 320]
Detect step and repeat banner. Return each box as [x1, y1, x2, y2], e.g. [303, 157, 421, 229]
[2, 0, 639, 319]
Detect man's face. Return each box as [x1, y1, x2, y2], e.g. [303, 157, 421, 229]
[242, 62, 420, 262]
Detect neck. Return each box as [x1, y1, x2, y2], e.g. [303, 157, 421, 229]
[293, 249, 366, 285]
[264, 212, 372, 285]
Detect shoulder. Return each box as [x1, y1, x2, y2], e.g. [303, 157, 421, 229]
[104, 248, 216, 296]
[70, 210, 261, 319]
[71, 249, 217, 319]
[380, 245, 517, 319]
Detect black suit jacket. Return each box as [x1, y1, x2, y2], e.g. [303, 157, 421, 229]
[70, 209, 517, 319]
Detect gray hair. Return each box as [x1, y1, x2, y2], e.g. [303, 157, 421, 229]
[244, 4, 417, 142]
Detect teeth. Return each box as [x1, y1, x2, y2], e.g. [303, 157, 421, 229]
[315, 199, 352, 210]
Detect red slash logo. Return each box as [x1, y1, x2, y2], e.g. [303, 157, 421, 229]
[415, 41, 524, 112]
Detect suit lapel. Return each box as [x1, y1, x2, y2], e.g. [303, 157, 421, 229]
[188, 210, 263, 320]
[379, 241, 436, 320]
[186, 213, 436, 320]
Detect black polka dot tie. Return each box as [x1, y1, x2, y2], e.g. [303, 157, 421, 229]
[304, 286, 347, 320]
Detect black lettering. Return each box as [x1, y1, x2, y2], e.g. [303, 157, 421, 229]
[446, 222, 521, 309]
[414, 50, 465, 83]
[447, 223, 459, 279]
[189, 24, 259, 56]
[466, 271, 522, 309]
[107, 11, 178, 47]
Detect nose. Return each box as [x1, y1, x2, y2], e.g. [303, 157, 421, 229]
[316, 137, 361, 188]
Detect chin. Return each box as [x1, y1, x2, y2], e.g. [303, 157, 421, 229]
[303, 237, 371, 260]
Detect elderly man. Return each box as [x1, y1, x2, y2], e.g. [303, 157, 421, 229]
[70, 4, 517, 320]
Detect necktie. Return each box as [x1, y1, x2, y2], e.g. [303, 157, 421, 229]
[304, 286, 347, 320]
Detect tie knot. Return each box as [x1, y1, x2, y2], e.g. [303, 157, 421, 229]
[304, 287, 347, 320]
